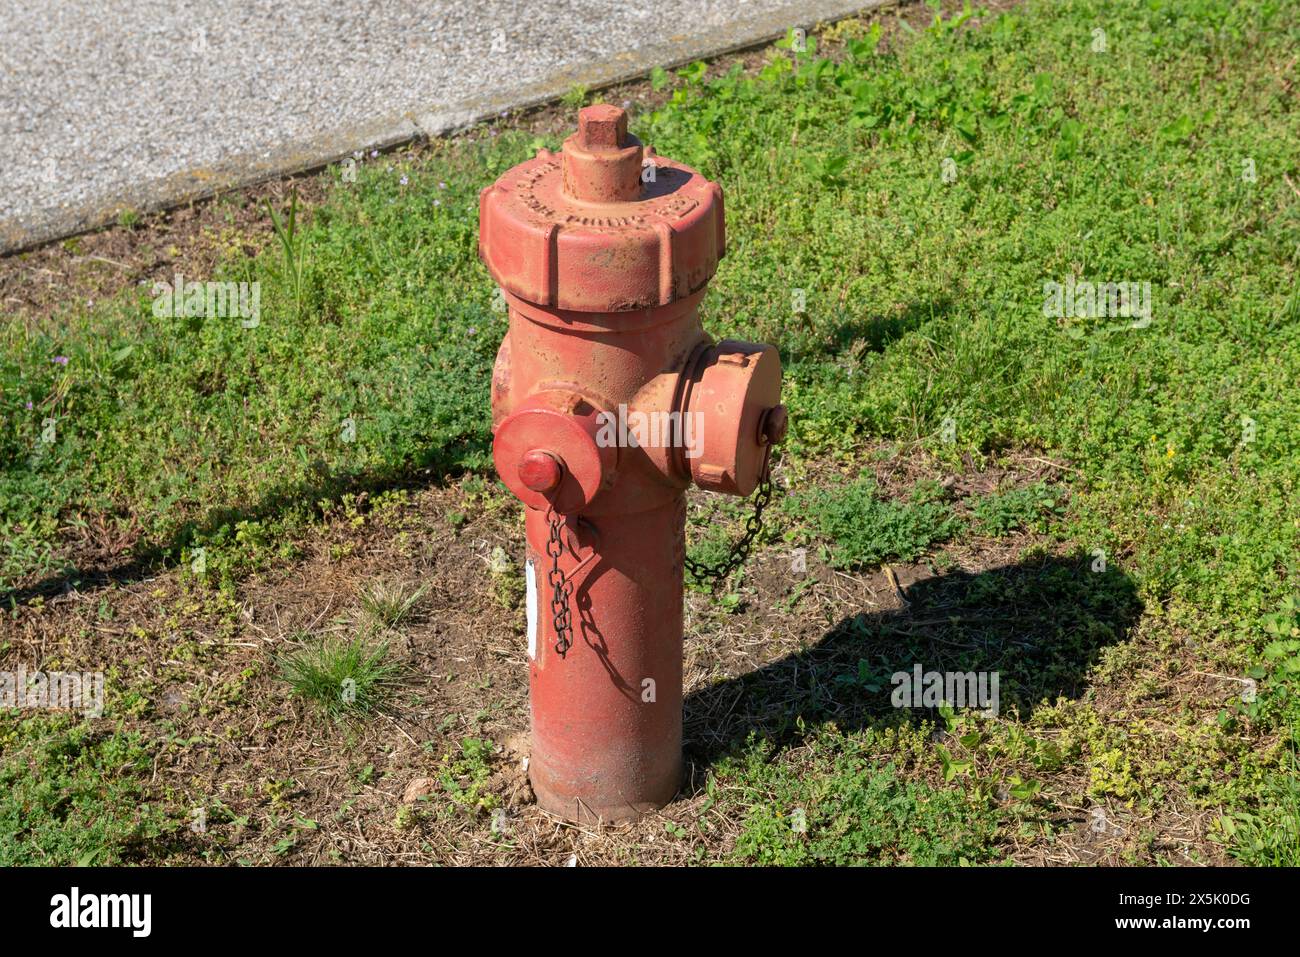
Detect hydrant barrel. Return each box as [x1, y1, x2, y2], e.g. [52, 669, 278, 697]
[524, 498, 685, 818]
[480, 104, 786, 822]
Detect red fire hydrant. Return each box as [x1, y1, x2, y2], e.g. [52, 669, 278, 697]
[479, 104, 787, 822]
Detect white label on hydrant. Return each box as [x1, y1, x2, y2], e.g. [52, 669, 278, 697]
[526, 558, 538, 659]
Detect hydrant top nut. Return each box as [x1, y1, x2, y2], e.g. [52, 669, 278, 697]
[575, 103, 627, 150]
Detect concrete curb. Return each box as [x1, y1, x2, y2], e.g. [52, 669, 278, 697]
[1, 0, 893, 257]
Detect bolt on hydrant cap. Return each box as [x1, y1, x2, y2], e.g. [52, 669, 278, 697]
[518, 449, 563, 493]
[478, 104, 726, 312]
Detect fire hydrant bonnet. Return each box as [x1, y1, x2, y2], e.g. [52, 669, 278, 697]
[478, 105, 725, 313]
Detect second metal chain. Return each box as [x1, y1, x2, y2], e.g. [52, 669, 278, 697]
[684, 451, 776, 586]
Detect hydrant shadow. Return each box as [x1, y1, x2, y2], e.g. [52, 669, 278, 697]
[681, 552, 1141, 786]
[575, 567, 640, 701]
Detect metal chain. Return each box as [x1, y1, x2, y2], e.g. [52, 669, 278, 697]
[684, 450, 777, 586]
[544, 506, 575, 658]
[545, 453, 779, 654]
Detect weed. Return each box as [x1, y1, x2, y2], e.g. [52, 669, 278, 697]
[971, 482, 1060, 536]
[725, 729, 1002, 866]
[277, 634, 400, 719]
[357, 579, 427, 629]
[0, 715, 170, 864]
[560, 84, 588, 109]
[438, 736, 498, 814]
[1218, 765, 1300, 866]
[264, 186, 309, 319]
[788, 475, 962, 569]
[490, 559, 524, 611]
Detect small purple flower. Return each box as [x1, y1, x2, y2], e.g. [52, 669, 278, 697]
[370, 149, 379, 158]
[25, 401, 33, 410]
[51, 355, 68, 365]
[438, 181, 447, 190]
[400, 175, 409, 186]
[467, 326, 477, 336]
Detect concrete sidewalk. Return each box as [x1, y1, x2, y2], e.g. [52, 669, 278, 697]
[0, 0, 885, 254]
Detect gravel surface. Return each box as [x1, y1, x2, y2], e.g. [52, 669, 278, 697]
[0, 0, 882, 253]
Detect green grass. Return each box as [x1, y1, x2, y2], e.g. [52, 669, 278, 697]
[971, 481, 1061, 536]
[0, 714, 170, 864]
[787, 474, 963, 568]
[1217, 739, 1300, 866]
[4, 0, 1300, 864]
[277, 635, 401, 720]
[722, 727, 1003, 865]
